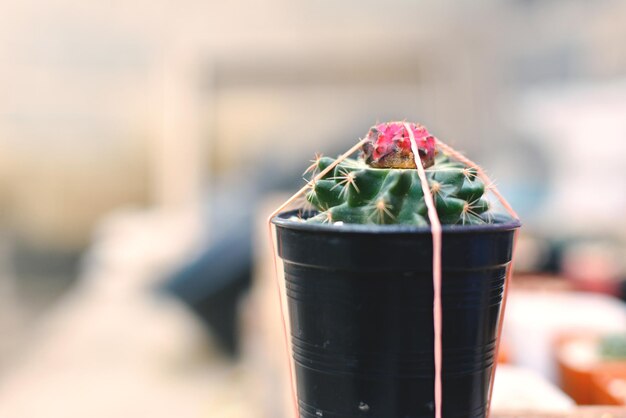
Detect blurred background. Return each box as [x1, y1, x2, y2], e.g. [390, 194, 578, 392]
[0, 0, 625, 416]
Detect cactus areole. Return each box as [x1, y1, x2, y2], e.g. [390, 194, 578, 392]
[303, 121, 505, 226]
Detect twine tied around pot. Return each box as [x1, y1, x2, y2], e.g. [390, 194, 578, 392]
[268, 124, 520, 418]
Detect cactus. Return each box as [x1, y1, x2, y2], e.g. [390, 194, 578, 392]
[599, 334, 626, 360]
[303, 122, 494, 226]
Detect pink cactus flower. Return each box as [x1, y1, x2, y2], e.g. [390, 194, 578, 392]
[362, 122, 437, 169]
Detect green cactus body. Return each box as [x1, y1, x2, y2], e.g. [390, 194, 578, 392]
[599, 334, 626, 361]
[305, 154, 492, 226]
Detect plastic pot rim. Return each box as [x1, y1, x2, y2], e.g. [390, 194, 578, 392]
[272, 209, 521, 235]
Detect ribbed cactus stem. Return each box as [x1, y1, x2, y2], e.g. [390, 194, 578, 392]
[303, 122, 496, 226]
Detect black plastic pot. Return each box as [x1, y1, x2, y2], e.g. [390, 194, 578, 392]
[272, 211, 520, 418]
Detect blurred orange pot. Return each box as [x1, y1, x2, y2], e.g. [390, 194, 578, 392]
[592, 362, 626, 405]
[555, 333, 599, 404]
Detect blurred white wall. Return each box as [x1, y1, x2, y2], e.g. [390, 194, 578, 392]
[1, 0, 626, 247]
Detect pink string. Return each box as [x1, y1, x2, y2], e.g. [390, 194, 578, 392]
[267, 222, 300, 418]
[433, 137, 520, 418]
[405, 123, 443, 418]
[435, 139, 519, 220]
[267, 137, 370, 418]
[487, 229, 519, 417]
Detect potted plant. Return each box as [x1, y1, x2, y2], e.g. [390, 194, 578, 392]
[556, 332, 626, 405]
[270, 122, 520, 418]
